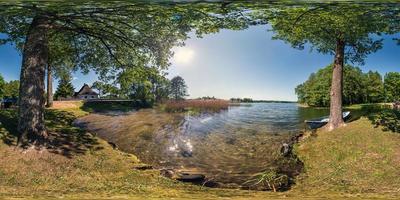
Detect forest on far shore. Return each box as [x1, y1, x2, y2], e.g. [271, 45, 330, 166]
[296, 64, 400, 107]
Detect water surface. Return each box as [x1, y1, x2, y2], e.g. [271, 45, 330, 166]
[76, 103, 361, 187]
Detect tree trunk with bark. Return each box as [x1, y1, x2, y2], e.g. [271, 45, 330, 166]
[46, 65, 53, 107]
[327, 38, 345, 131]
[17, 16, 49, 145]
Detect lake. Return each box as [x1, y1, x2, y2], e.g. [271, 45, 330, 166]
[76, 103, 366, 188]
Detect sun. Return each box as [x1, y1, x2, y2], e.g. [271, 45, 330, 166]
[173, 47, 195, 65]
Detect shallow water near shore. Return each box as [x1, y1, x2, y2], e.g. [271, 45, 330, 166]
[75, 103, 366, 188]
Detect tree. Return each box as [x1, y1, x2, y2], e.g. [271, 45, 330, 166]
[0, 74, 4, 99]
[130, 80, 154, 106]
[0, 2, 193, 144]
[54, 75, 75, 100]
[4, 80, 20, 98]
[0, 1, 252, 145]
[170, 76, 188, 100]
[268, 4, 388, 130]
[296, 65, 385, 106]
[295, 69, 331, 107]
[364, 71, 384, 103]
[384, 72, 400, 102]
[103, 84, 120, 99]
[92, 81, 106, 98]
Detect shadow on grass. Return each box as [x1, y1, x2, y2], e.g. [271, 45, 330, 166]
[0, 109, 18, 145]
[346, 104, 390, 123]
[81, 101, 151, 114]
[0, 109, 102, 158]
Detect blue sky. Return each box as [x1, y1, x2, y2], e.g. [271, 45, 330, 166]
[1, 25, 399, 101]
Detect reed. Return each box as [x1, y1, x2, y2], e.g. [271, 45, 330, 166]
[162, 99, 230, 113]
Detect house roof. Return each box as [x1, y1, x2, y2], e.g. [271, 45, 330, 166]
[74, 84, 98, 96]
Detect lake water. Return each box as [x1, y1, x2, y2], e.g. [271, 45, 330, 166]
[76, 103, 365, 188]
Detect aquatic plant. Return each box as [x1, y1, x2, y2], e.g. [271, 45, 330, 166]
[245, 169, 289, 192]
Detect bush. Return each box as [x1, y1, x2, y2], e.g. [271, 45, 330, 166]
[369, 109, 400, 132]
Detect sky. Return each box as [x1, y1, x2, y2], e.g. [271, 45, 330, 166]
[1, 25, 400, 101]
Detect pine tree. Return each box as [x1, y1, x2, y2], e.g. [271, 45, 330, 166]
[54, 75, 75, 100]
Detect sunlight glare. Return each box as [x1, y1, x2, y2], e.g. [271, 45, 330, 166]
[173, 47, 195, 65]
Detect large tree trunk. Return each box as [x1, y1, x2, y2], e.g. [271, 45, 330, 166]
[46, 65, 53, 107]
[327, 38, 345, 131]
[17, 16, 49, 145]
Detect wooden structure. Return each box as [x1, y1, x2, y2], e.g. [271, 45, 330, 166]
[74, 84, 99, 100]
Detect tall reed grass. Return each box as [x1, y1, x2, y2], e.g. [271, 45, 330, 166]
[162, 99, 230, 113]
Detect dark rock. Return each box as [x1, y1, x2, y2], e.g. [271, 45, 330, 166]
[107, 141, 118, 149]
[181, 150, 192, 157]
[202, 180, 220, 187]
[176, 173, 205, 183]
[160, 169, 175, 178]
[134, 165, 153, 170]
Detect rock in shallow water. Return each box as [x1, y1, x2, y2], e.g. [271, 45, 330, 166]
[176, 173, 205, 182]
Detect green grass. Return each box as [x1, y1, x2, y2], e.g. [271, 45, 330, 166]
[293, 118, 400, 197]
[0, 105, 400, 199]
[344, 103, 392, 110]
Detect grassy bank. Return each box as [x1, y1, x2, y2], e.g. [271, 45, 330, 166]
[293, 118, 400, 198]
[0, 102, 400, 199]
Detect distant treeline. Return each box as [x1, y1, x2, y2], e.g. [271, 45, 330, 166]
[296, 64, 400, 107]
[230, 98, 295, 103]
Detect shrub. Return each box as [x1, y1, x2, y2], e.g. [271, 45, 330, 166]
[369, 109, 400, 132]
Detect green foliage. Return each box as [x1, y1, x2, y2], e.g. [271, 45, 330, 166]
[268, 4, 388, 64]
[130, 80, 154, 107]
[369, 109, 400, 133]
[0, 1, 256, 87]
[384, 72, 400, 102]
[169, 76, 188, 100]
[54, 75, 75, 100]
[91, 81, 120, 98]
[0, 73, 4, 99]
[0, 75, 19, 99]
[296, 64, 384, 107]
[3, 80, 19, 98]
[91, 81, 106, 97]
[117, 67, 170, 105]
[365, 71, 384, 103]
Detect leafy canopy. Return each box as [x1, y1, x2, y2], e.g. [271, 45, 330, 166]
[384, 72, 400, 102]
[267, 3, 390, 64]
[3, 80, 19, 98]
[170, 76, 188, 100]
[0, 1, 255, 82]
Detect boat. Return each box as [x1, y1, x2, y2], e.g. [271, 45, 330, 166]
[305, 111, 350, 129]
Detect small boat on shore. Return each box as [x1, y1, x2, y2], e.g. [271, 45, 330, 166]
[305, 111, 350, 129]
